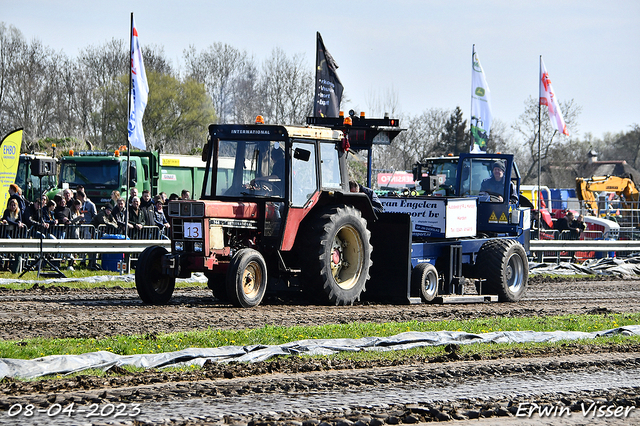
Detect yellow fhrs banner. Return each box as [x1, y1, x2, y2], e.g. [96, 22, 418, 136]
[0, 129, 23, 214]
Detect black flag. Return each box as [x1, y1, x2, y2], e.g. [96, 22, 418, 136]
[313, 32, 343, 117]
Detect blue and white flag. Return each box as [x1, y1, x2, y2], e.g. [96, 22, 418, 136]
[470, 46, 493, 153]
[128, 17, 149, 150]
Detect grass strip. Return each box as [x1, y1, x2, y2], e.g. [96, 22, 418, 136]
[1, 313, 639, 360]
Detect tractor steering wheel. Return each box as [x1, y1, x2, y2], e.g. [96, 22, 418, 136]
[479, 191, 503, 203]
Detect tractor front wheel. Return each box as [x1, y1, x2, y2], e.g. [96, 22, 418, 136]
[226, 248, 267, 308]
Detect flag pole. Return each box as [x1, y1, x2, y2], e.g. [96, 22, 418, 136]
[313, 32, 320, 118]
[537, 55, 542, 240]
[125, 12, 133, 237]
[469, 44, 475, 152]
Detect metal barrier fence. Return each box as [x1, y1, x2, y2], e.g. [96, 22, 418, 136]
[0, 223, 169, 273]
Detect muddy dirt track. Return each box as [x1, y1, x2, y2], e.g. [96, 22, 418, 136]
[1, 276, 640, 425]
[0, 276, 639, 340]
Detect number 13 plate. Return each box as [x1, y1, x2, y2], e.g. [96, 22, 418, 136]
[184, 222, 202, 238]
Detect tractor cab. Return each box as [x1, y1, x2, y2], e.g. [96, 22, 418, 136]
[457, 153, 527, 238]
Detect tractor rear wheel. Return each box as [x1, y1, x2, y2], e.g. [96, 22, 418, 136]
[226, 248, 267, 308]
[412, 263, 439, 302]
[475, 239, 528, 302]
[135, 246, 175, 305]
[303, 205, 372, 306]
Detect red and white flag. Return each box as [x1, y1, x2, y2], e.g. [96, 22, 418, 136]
[539, 58, 569, 136]
[128, 16, 149, 150]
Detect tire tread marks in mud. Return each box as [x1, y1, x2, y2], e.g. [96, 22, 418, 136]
[475, 239, 528, 302]
[302, 205, 372, 306]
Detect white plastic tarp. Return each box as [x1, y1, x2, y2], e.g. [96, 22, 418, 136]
[529, 256, 640, 277]
[1, 326, 639, 380]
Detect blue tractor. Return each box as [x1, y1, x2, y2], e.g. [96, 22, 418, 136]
[371, 152, 530, 303]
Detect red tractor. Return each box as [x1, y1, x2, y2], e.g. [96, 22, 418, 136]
[135, 115, 402, 307]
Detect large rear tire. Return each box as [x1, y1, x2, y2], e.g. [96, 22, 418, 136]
[303, 205, 372, 306]
[226, 248, 267, 308]
[412, 263, 438, 302]
[475, 239, 528, 302]
[135, 246, 175, 305]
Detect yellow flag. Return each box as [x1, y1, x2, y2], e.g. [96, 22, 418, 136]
[0, 129, 23, 213]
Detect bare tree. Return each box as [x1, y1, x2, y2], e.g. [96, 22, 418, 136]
[0, 22, 25, 137]
[365, 86, 399, 118]
[373, 108, 451, 171]
[512, 96, 581, 184]
[78, 39, 128, 145]
[260, 48, 313, 125]
[232, 58, 261, 124]
[184, 43, 249, 124]
[3, 38, 65, 149]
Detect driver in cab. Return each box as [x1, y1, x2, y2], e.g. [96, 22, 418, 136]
[249, 143, 285, 196]
[480, 161, 517, 203]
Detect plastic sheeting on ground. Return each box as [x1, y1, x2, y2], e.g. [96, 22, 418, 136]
[529, 256, 640, 277]
[1, 325, 639, 380]
[0, 272, 207, 286]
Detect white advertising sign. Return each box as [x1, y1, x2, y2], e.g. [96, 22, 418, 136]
[380, 197, 477, 238]
[444, 199, 477, 238]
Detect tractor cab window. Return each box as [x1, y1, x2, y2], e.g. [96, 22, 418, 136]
[460, 157, 510, 203]
[320, 143, 342, 189]
[425, 159, 458, 195]
[215, 140, 285, 198]
[291, 141, 317, 207]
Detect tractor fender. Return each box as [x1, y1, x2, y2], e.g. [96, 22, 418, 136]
[319, 191, 377, 225]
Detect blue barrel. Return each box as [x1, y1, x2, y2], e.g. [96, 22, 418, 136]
[101, 234, 127, 271]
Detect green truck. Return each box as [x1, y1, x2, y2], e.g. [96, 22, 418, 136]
[16, 153, 58, 202]
[53, 150, 207, 204]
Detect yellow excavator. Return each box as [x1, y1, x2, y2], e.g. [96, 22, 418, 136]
[575, 175, 640, 217]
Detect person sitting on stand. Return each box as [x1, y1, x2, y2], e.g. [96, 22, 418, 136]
[91, 204, 118, 234]
[128, 196, 146, 238]
[2, 198, 25, 272]
[112, 198, 127, 235]
[554, 211, 582, 240]
[8, 183, 26, 214]
[2, 198, 25, 230]
[53, 194, 71, 226]
[42, 200, 58, 230]
[24, 198, 43, 230]
[152, 196, 170, 239]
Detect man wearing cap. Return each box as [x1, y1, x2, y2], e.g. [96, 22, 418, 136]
[91, 204, 118, 234]
[480, 161, 517, 203]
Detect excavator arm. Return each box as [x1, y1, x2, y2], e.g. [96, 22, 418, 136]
[575, 175, 640, 216]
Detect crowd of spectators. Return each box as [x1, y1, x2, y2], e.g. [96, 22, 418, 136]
[1, 184, 192, 240]
[1, 184, 193, 272]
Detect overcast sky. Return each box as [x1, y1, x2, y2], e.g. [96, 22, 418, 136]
[3, 0, 639, 140]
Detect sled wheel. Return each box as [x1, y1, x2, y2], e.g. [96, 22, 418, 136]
[135, 246, 175, 305]
[476, 239, 528, 302]
[303, 205, 372, 305]
[226, 248, 267, 308]
[412, 263, 439, 302]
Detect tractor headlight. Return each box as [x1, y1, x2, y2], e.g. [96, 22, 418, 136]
[175, 241, 184, 252]
[194, 242, 203, 252]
